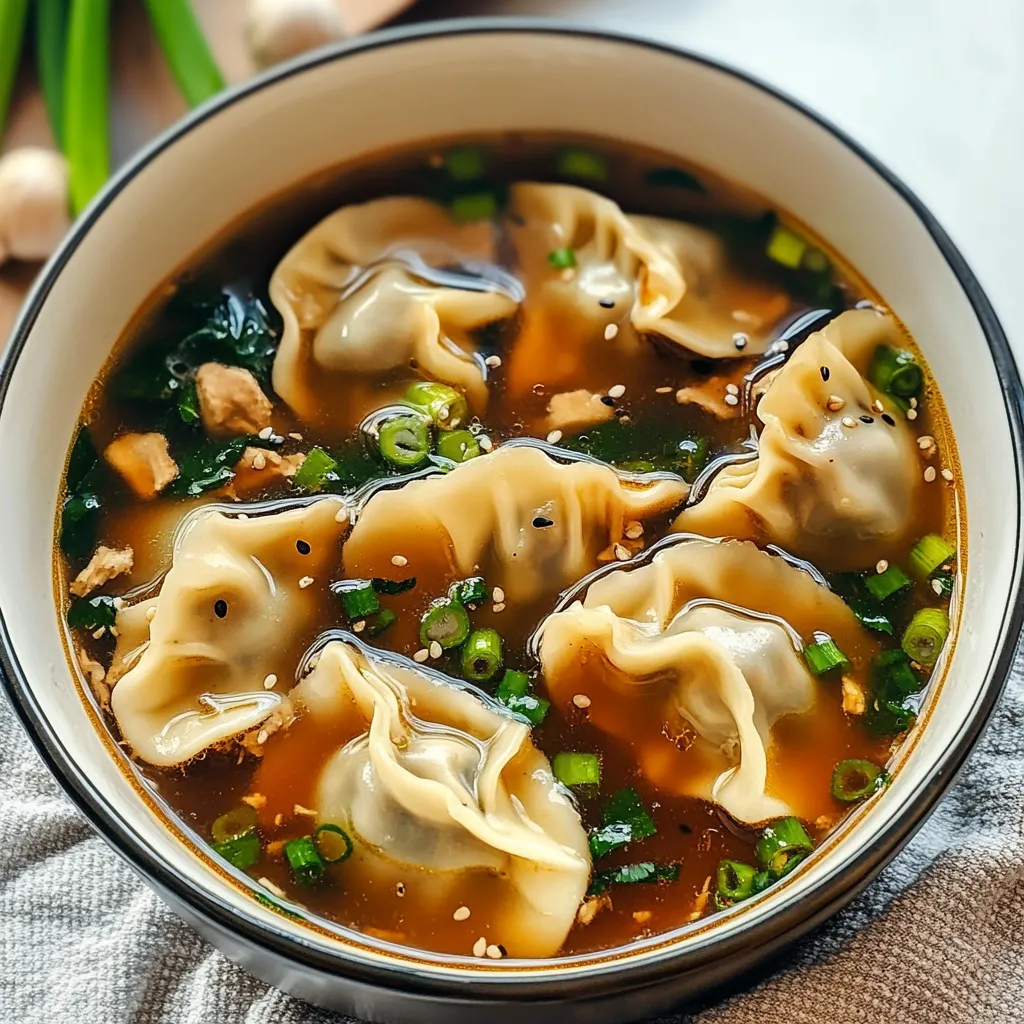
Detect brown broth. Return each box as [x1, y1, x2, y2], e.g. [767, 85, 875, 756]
[57, 132, 960, 960]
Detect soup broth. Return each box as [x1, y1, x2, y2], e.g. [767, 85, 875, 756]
[56, 133, 960, 960]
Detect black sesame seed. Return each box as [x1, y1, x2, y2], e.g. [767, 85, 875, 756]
[214, 600, 228, 619]
[532, 516, 554, 529]
[820, 366, 830, 381]
[860, 415, 874, 424]
[881, 413, 896, 427]
[600, 395, 615, 407]
[296, 539, 311, 555]
[678, 823, 693, 834]
[599, 297, 615, 309]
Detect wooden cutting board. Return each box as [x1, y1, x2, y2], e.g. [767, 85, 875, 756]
[0, 0, 415, 345]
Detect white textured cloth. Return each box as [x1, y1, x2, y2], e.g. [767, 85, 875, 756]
[1, 662, 1022, 1023]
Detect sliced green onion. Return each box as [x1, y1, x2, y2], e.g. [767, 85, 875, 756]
[436, 429, 480, 463]
[716, 860, 758, 902]
[831, 573, 894, 636]
[335, 579, 380, 620]
[419, 598, 471, 650]
[211, 805, 258, 844]
[868, 344, 923, 398]
[284, 835, 325, 885]
[552, 752, 601, 788]
[831, 758, 889, 803]
[556, 148, 608, 181]
[755, 817, 813, 879]
[547, 248, 577, 270]
[864, 565, 913, 602]
[65, 0, 111, 213]
[908, 534, 956, 581]
[313, 823, 353, 864]
[451, 576, 488, 605]
[460, 628, 503, 681]
[901, 607, 950, 666]
[802, 248, 830, 273]
[588, 861, 679, 896]
[495, 669, 549, 726]
[872, 648, 921, 699]
[866, 694, 916, 737]
[293, 447, 338, 493]
[444, 146, 485, 181]
[752, 870, 771, 894]
[364, 608, 397, 638]
[371, 577, 416, 596]
[212, 831, 260, 870]
[451, 191, 498, 223]
[0, 0, 30, 141]
[588, 787, 657, 859]
[644, 166, 704, 192]
[803, 637, 850, 676]
[403, 381, 468, 430]
[379, 415, 431, 468]
[35, 0, 68, 147]
[142, 0, 224, 108]
[766, 224, 807, 269]
[497, 669, 530, 699]
[66, 594, 117, 630]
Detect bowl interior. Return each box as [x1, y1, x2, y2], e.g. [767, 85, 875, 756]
[0, 26, 1018, 984]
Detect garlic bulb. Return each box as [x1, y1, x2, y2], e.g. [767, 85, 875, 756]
[0, 148, 71, 266]
[245, 0, 348, 70]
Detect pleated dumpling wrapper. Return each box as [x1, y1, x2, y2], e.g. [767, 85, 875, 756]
[291, 639, 591, 958]
[504, 183, 789, 397]
[343, 443, 688, 605]
[269, 196, 520, 429]
[537, 536, 873, 824]
[673, 309, 924, 565]
[109, 498, 347, 766]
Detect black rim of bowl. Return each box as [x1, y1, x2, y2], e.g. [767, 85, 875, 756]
[1, 18, 1022, 1003]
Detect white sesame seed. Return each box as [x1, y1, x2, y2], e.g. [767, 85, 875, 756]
[655, 386, 673, 394]
[932, 579, 944, 595]
[492, 602, 506, 613]
[485, 945, 504, 960]
[876, 560, 889, 574]
[92, 626, 106, 639]
[252, 452, 266, 471]
[607, 384, 625, 400]
[298, 576, 314, 589]
[258, 426, 274, 439]
[826, 395, 846, 412]
[478, 435, 493, 451]
[872, 399, 884, 413]
[109, 626, 119, 637]
[473, 937, 487, 958]
[624, 521, 644, 540]
[917, 435, 935, 449]
[725, 383, 739, 396]
[263, 673, 278, 689]
[492, 587, 506, 603]
[910, 397, 918, 408]
[907, 408, 918, 420]
[335, 507, 348, 523]
[429, 641, 443, 659]
[924, 466, 937, 482]
[237, 514, 249, 520]
[941, 468, 954, 482]
[724, 394, 739, 407]
[256, 730, 269, 745]
[614, 543, 631, 561]
[841, 416, 857, 428]
[775, 340, 790, 353]
[485, 355, 502, 368]
[391, 555, 408, 567]
[573, 694, 592, 709]
[413, 649, 429, 663]
[453, 906, 471, 921]
[546, 430, 563, 444]
[604, 324, 620, 341]
[354, 620, 366, 633]
[146, 606, 157, 622]
[289, 432, 303, 441]
[561, 267, 576, 282]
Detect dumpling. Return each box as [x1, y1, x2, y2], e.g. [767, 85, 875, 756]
[269, 196, 520, 428]
[504, 184, 788, 397]
[343, 442, 688, 604]
[290, 639, 591, 957]
[673, 309, 924, 564]
[109, 498, 347, 766]
[537, 536, 866, 824]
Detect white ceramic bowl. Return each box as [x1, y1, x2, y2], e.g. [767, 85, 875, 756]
[1, 21, 1021, 1024]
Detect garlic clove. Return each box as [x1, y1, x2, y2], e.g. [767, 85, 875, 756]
[0, 147, 71, 265]
[245, 0, 348, 70]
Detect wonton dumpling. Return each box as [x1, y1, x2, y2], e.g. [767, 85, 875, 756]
[673, 310, 924, 563]
[109, 498, 346, 766]
[538, 537, 864, 823]
[291, 639, 591, 957]
[269, 196, 519, 425]
[343, 443, 688, 604]
[505, 184, 787, 396]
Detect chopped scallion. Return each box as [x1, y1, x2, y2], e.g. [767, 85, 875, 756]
[211, 805, 258, 844]
[403, 381, 468, 430]
[831, 758, 889, 803]
[803, 637, 850, 676]
[364, 608, 397, 637]
[451, 576, 488, 605]
[419, 598, 471, 650]
[371, 577, 416, 596]
[588, 786, 656, 859]
[460, 628, 503, 681]
[755, 817, 813, 879]
[284, 835, 325, 885]
[716, 860, 758, 902]
[556, 148, 608, 181]
[451, 191, 498, 223]
[378, 414, 431, 468]
[868, 344, 923, 398]
[444, 146, 485, 181]
[436, 429, 480, 463]
[313, 823, 354, 863]
[547, 248, 577, 270]
[864, 565, 913, 602]
[766, 224, 807, 269]
[212, 831, 261, 870]
[908, 534, 955, 581]
[552, 752, 601, 788]
[293, 447, 338, 493]
[334, 579, 380, 620]
[901, 607, 950, 667]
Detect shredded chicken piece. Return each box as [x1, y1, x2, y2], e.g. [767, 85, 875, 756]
[842, 676, 866, 715]
[545, 389, 615, 433]
[632, 910, 653, 925]
[687, 875, 713, 922]
[228, 447, 306, 498]
[104, 433, 178, 500]
[675, 382, 740, 420]
[576, 892, 613, 926]
[239, 698, 295, 757]
[76, 647, 110, 708]
[196, 362, 273, 438]
[241, 792, 267, 810]
[70, 544, 134, 597]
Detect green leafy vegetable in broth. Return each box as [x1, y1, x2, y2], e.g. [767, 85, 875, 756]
[588, 862, 680, 896]
[562, 420, 709, 482]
